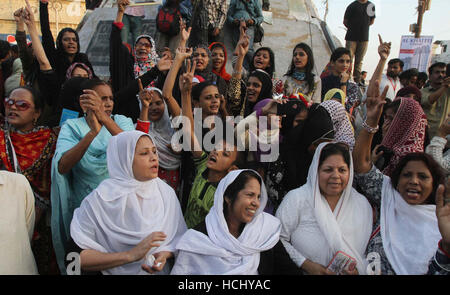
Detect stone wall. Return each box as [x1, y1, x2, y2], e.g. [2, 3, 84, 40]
[0, 0, 86, 40]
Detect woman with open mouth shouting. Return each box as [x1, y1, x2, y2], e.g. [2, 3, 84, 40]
[0, 86, 58, 274]
[190, 44, 228, 98]
[110, 0, 173, 122]
[353, 79, 450, 275]
[38, 0, 95, 94]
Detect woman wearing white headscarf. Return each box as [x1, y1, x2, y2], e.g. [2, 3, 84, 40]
[353, 80, 450, 275]
[171, 169, 300, 275]
[68, 130, 187, 275]
[276, 142, 373, 275]
[136, 85, 182, 194]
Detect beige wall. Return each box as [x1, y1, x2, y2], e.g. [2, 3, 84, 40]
[0, 0, 85, 38]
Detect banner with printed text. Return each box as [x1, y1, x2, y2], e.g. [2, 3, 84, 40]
[399, 35, 434, 73]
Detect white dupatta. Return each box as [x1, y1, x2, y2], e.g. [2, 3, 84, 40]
[70, 131, 187, 275]
[301, 142, 373, 274]
[380, 176, 441, 275]
[171, 169, 281, 275]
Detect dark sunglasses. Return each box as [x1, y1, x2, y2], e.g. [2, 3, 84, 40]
[4, 98, 32, 111]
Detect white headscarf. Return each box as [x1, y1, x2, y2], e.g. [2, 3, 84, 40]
[170, 169, 281, 275]
[145, 88, 181, 170]
[70, 131, 187, 275]
[380, 176, 441, 275]
[295, 142, 372, 274]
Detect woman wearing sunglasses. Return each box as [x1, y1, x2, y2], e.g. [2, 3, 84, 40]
[0, 86, 58, 274]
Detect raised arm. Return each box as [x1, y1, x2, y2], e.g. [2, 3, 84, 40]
[372, 35, 391, 86]
[162, 47, 193, 118]
[227, 25, 249, 114]
[353, 79, 389, 174]
[14, 8, 34, 78]
[178, 20, 191, 50]
[115, 0, 128, 23]
[23, 1, 52, 71]
[436, 184, 450, 258]
[57, 110, 101, 175]
[39, 0, 57, 64]
[179, 59, 203, 159]
[110, 0, 134, 92]
[428, 77, 450, 105]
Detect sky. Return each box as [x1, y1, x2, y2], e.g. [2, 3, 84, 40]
[312, 0, 450, 79]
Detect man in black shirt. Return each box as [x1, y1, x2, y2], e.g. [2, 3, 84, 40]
[343, 0, 375, 84]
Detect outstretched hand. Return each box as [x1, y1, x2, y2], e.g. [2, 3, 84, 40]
[175, 47, 193, 61]
[378, 34, 391, 61]
[179, 59, 196, 93]
[117, 0, 130, 13]
[436, 182, 450, 254]
[138, 78, 152, 109]
[13, 8, 24, 24]
[157, 54, 173, 72]
[234, 26, 250, 57]
[365, 80, 388, 125]
[180, 20, 191, 42]
[23, 0, 37, 26]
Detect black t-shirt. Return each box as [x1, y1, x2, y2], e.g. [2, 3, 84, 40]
[344, 1, 375, 42]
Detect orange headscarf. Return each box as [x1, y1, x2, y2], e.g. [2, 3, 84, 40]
[208, 42, 231, 82]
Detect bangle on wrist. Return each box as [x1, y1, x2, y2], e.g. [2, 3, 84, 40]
[362, 120, 379, 134]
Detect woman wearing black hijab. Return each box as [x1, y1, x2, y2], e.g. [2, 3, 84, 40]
[39, 0, 95, 87]
[282, 103, 335, 191]
[227, 31, 273, 117]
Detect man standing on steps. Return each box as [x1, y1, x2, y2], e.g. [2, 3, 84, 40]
[343, 0, 375, 84]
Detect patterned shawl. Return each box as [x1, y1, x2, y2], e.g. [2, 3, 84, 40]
[320, 100, 355, 151]
[133, 35, 159, 79]
[381, 97, 427, 176]
[0, 124, 57, 206]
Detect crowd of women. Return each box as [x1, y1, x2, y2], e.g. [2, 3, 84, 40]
[1, 0, 450, 276]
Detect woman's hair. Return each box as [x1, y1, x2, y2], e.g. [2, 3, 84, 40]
[248, 69, 273, 101]
[56, 28, 80, 55]
[384, 98, 401, 115]
[80, 78, 111, 92]
[285, 43, 315, 91]
[191, 81, 217, 101]
[210, 42, 225, 53]
[249, 47, 275, 78]
[318, 143, 351, 169]
[396, 86, 422, 100]
[330, 47, 351, 62]
[223, 170, 262, 218]
[60, 77, 88, 115]
[10, 86, 43, 112]
[390, 153, 445, 204]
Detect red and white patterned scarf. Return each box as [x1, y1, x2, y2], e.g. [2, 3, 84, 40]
[381, 97, 427, 176]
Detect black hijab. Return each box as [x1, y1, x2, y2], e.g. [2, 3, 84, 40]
[242, 69, 273, 117]
[282, 103, 335, 190]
